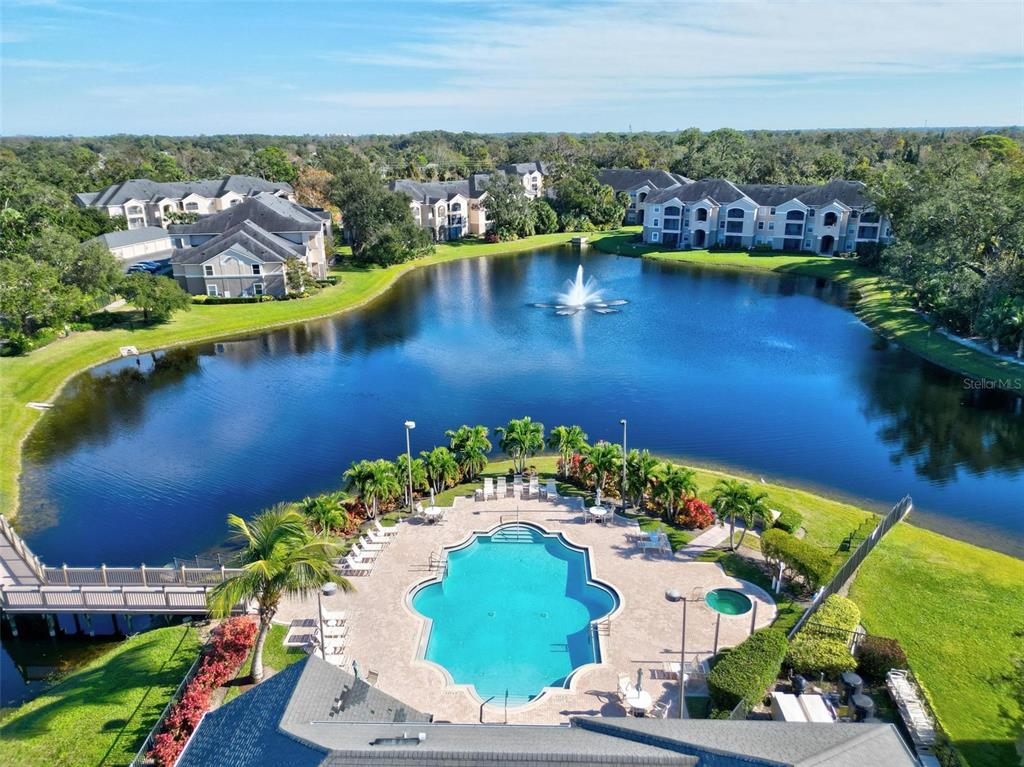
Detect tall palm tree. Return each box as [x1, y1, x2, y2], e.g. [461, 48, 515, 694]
[445, 424, 492, 480]
[584, 441, 621, 506]
[655, 463, 698, 520]
[711, 478, 754, 551]
[342, 459, 374, 516]
[496, 416, 545, 474]
[546, 425, 589, 477]
[394, 453, 428, 503]
[300, 492, 349, 535]
[208, 506, 350, 683]
[625, 449, 659, 509]
[362, 459, 401, 518]
[734, 489, 771, 549]
[421, 446, 460, 494]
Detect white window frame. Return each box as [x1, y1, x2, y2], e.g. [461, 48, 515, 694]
[253, 282, 264, 296]
[252, 264, 261, 275]
[651, 232, 660, 242]
[206, 284, 219, 297]
[204, 264, 214, 277]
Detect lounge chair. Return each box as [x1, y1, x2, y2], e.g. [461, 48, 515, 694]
[320, 609, 347, 627]
[496, 477, 508, 498]
[480, 477, 496, 501]
[526, 476, 539, 499]
[358, 536, 385, 553]
[366, 528, 391, 546]
[336, 556, 372, 575]
[373, 520, 399, 537]
[513, 475, 524, 498]
[318, 624, 349, 640]
[616, 674, 637, 702]
[543, 479, 558, 500]
[349, 543, 378, 561]
[650, 701, 672, 719]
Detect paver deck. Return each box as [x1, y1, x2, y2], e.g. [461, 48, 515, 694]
[276, 494, 776, 724]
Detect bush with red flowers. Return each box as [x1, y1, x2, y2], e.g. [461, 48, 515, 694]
[148, 617, 257, 766]
[675, 496, 716, 530]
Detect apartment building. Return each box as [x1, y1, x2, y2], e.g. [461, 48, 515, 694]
[75, 175, 296, 230]
[390, 179, 490, 241]
[496, 161, 548, 198]
[641, 178, 892, 254]
[169, 193, 329, 298]
[596, 168, 694, 224]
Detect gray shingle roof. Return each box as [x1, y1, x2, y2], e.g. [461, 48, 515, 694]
[596, 168, 693, 193]
[168, 194, 322, 236]
[76, 175, 294, 208]
[88, 226, 172, 249]
[644, 178, 747, 206]
[644, 178, 869, 210]
[170, 220, 303, 265]
[390, 179, 472, 203]
[498, 161, 548, 176]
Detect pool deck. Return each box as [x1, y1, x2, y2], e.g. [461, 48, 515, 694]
[275, 494, 777, 724]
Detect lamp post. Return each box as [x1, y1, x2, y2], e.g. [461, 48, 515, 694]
[679, 597, 688, 719]
[619, 418, 628, 514]
[317, 581, 338, 660]
[404, 420, 416, 514]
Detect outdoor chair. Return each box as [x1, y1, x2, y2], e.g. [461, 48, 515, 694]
[366, 528, 391, 546]
[336, 556, 372, 576]
[514, 475, 524, 498]
[373, 520, 399, 537]
[527, 476, 539, 499]
[358, 536, 385, 553]
[479, 477, 496, 501]
[320, 609, 347, 627]
[350, 543, 379, 561]
[542, 479, 558, 500]
[651, 701, 672, 719]
[496, 477, 508, 498]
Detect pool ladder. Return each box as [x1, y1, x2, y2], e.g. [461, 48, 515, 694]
[428, 548, 448, 576]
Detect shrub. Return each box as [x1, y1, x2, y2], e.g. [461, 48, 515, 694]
[856, 636, 908, 681]
[676, 496, 715, 529]
[708, 628, 788, 713]
[773, 506, 803, 534]
[760, 528, 833, 590]
[195, 295, 270, 305]
[811, 594, 860, 632]
[748, 243, 775, 253]
[785, 595, 861, 676]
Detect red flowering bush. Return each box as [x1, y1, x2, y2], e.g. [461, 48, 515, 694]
[149, 617, 257, 766]
[676, 496, 715, 530]
[557, 453, 586, 485]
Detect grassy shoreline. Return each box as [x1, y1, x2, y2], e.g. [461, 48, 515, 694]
[591, 232, 1024, 392]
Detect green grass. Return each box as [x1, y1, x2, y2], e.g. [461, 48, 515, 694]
[0, 624, 200, 767]
[222, 623, 305, 704]
[850, 524, 1023, 767]
[593, 232, 1024, 392]
[0, 230, 621, 522]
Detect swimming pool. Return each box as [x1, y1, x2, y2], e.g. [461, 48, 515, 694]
[411, 523, 618, 702]
[705, 588, 753, 616]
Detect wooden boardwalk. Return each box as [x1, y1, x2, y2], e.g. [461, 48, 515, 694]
[0, 514, 241, 615]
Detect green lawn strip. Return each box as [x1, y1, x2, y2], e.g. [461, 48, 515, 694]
[222, 623, 305, 705]
[592, 233, 1024, 391]
[0, 230, 622, 521]
[696, 549, 803, 634]
[0, 624, 200, 767]
[850, 524, 1023, 767]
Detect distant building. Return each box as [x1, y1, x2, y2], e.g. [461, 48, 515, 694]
[169, 194, 328, 298]
[596, 168, 694, 224]
[390, 179, 489, 241]
[75, 175, 296, 230]
[496, 161, 549, 199]
[177, 655, 919, 767]
[640, 178, 893, 254]
[86, 226, 174, 263]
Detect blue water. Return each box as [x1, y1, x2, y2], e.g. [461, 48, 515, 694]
[411, 525, 617, 701]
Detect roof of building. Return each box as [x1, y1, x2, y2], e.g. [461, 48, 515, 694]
[178, 656, 917, 767]
[168, 194, 323, 236]
[88, 226, 173, 249]
[170, 220, 303, 265]
[644, 178, 747, 206]
[390, 179, 472, 204]
[596, 168, 693, 193]
[498, 161, 548, 176]
[644, 178, 870, 211]
[75, 175, 294, 208]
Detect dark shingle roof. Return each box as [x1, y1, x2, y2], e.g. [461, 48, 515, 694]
[168, 194, 322, 236]
[390, 179, 472, 203]
[644, 178, 747, 206]
[170, 220, 303, 265]
[89, 226, 172, 249]
[76, 175, 293, 208]
[596, 168, 693, 193]
[737, 180, 868, 208]
[498, 161, 548, 176]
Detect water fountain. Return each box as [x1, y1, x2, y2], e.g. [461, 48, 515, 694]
[533, 264, 627, 315]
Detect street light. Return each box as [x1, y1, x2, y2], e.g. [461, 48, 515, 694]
[317, 581, 338, 660]
[404, 420, 416, 514]
[619, 418, 628, 514]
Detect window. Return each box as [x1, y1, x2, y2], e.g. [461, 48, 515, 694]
[185, 202, 199, 211]
[727, 208, 745, 219]
[451, 202, 462, 212]
[850, 210, 859, 219]
[861, 211, 880, 223]
[695, 208, 708, 222]
[204, 264, 214, 276]
[253, 283, 264, 296]
[230, 199, 241, 206]
[807, 209, 815, 217]
[653, 219, 659, 227]
[726, 221, 743, 233]
[784, 223, 803, 236]
[206, 284, 219, 297]
[770, 207, 776, 215]
[127, 205, 142, 215]
[252, 264, 261, 275]
[823, 211, 838, 226]
[664, 206, 681, 217]
[654, 206, 661, 213]
[651, 231, 659, 242]
[768, 223, 775, 230]
[758, 221, 765, 230]
[858, 225, 879, 239]
[786, 210, 804, 221]
[719, 220, 726, 229]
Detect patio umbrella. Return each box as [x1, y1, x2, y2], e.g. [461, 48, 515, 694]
[430, 488, 435, 507]
[352, 659, 360, 680]
[636, 668, 644, 692]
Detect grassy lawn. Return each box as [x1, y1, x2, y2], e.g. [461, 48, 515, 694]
[222, 623, 305, 705]
[0, 230, 621, 522]
[593, 232, 1024, 391]
[850, 524, 1024, 767]
[0, 624, 200, 767]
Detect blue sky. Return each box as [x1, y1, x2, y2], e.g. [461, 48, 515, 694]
[1, 0, 1022, 135]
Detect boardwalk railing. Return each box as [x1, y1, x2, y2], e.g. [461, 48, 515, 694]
[42, 564, 242, 587]
[0, 514, 46, 580]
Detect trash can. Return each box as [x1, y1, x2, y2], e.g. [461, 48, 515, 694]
[851, 693, 875, 722]
[840, 671, 863, 704]
[792, 675, 807, 696]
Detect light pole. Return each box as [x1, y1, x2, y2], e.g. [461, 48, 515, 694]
[317, 581, 338, 660]
[679, 597, 688, 719]
[404, 420, 416, 514]
[619, 418, 628, 514]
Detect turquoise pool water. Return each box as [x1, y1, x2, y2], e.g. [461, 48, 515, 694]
[705, 588, 753, 615]
[411, 524, 617, 701]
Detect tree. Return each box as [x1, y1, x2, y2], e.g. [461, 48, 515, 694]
[655, 463, 698, 520]
[550, 161, 628, 230]
[300, 492, 349, 535]
[546, 425, 589, 477]
[711, 479, 757, 551]
[584, 441, 621, 506]
[625, 449, 660, 509]
[421, 446, 460, 494]
[0, 254, 70, 335]
[445, 424, 492, 480]
[483, 174, 534, 240]
[250, 146, 297, 183]
[733, 488, 770, 549]
[284, 256, 310, 296]
[207, 506, 350, 683]
[496, 416, 545, 474]
[119, 273, 191, 322]
[531, 198, 558, 234]
[343, 459, 400, 518]
[394, 453, 428, 501]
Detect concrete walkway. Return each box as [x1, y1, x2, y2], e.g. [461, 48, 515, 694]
[677, 523, 732, 560]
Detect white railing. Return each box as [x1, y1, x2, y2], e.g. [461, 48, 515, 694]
[42, 565, 243, 587]
[0, 514, 46, 580]
[0, 584, 217, 613]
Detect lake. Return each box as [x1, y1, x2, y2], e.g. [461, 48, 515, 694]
[18, 246, 1024, 563]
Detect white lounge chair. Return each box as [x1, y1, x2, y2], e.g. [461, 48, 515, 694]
[373, 520, 399, 537]
[480, 477, 496, 501]
[513, 475, 524, 498]
[317, 624, 349, 640]
[527, 476, 539, 499]
[349, 543, 378, 561]
[616, 674, 637, 701]
[496, 477, 508, 497]
[336, 556, 372, 575]
[358, 536, 385, 553]
[320, 609, 347, 627]
[543, 479, 558, 500]
[366, 528, 391, 546]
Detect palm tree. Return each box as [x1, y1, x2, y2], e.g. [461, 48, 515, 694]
[711, 478, 754, 551]
[625, 449, 659, 509]
[734, 489, 771, 549]
[655, 463, 698, 520]
[421, 446, 460, 494]
[496, 416, 545, 474]
[445, 424, 492, 480]
[546, 425, 589, 478]
[394, 453, 428, 503]
[342, 459, 374, 516]
[300, 492, 349, 535]
[584, 441, 621, 506]
[208, 506, 351, 683]
[345, 459, 400, 518]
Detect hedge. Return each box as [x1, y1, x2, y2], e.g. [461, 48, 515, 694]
[194, 295, 271, 305]
[785, 595, 860, 676]
[855, 636, 908, 682]
[773, 507, 803, 534]
[760, 528, 833, 590]
[708, 628, 789, 713]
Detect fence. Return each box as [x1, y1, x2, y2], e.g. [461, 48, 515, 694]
[42, 564, 242, 587]
[0, 514, 46, 580]
[788, 495, 912, 638]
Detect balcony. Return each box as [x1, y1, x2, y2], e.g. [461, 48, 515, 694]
[784, 223, 803, 236]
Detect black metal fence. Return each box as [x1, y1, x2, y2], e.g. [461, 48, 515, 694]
[788, 495, 912, 639]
